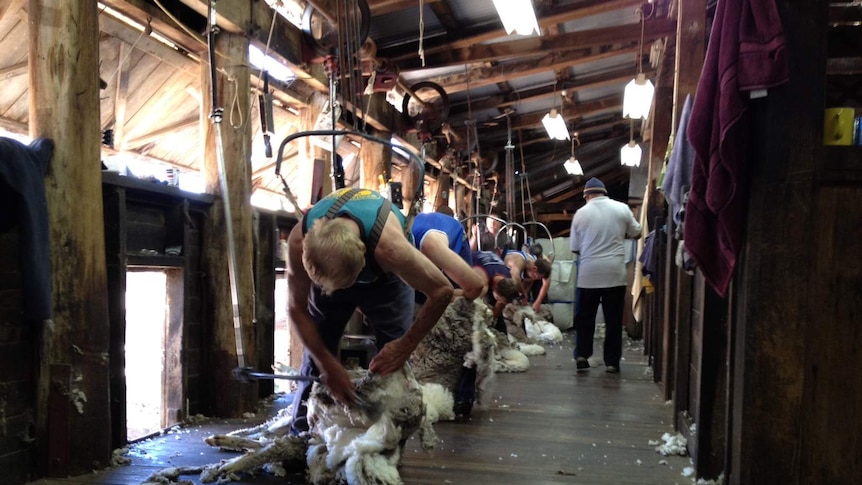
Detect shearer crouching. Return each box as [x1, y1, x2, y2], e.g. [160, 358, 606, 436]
[285, 188, 453, 435]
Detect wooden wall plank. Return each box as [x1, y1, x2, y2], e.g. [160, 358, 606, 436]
[731, 1, 825, 482]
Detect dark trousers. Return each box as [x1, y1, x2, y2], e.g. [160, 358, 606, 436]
[290, 273, 415, 434]
[574, 286, 626, 367]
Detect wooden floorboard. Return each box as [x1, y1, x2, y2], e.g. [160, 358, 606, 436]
[26, 335, 692, 485]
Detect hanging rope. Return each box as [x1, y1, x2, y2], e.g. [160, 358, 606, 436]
[504, 111, 515, 225]
[464, 66, 481, 220]
[637, 6, 646, 76]
[518, 129, 535, 222]
[418, 0, 426, 67]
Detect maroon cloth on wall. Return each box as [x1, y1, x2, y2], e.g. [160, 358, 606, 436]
[684, 0, 788, 297]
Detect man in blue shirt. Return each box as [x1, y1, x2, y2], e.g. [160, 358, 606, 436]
[412, 211, 483, 300]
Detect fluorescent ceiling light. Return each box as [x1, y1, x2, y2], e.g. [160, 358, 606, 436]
[493, 0, 540, 36]
[248, 44, 295, 83]
[542, 109, 569, 141]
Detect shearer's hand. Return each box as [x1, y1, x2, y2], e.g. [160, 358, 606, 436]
[368, 338, 411, 376]
[319, 362, 356, 406]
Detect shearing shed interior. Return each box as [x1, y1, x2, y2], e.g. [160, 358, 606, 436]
[0, 0, 860, 484]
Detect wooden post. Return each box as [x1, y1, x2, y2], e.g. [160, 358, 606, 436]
[297, 91, 330, 207]
[29, 0, 112, 475]
[433, 155, 453, 211]
[200, 29, 257, 417]
[359, 126, 392, 191]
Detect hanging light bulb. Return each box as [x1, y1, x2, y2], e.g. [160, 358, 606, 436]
[493, 0, 541, 36]
[622, 7, 655, 120]
[620, 140, 642, 167]
[543, 109, 570, 141]
[543, 84, 570, 141]
[623, 73, 655, 119]
[563, 133, 584, 175]
[620, 119, 641, 167]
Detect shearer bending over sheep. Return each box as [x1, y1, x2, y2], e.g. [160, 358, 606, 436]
[410, 211, 484, 301]
[502, 248, 553, 313]
[286, 188, 453, 435]
[470, 250, 520, 333]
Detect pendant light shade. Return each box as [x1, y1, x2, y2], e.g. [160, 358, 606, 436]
[493, 0, 540, 36]
[623, 73, 655, 120]
[623, 6, 655, 120]
[564, 156, 584, 175]
[542, 109, 570, 141]
[564, 133, 583, 175]
[620, 140, 642, 167]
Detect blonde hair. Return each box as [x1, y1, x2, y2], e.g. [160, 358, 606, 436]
[302, 217, 366, 294]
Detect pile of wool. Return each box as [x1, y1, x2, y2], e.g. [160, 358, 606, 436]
[306, 365, 437, 485]
[411, 296, 497, 407]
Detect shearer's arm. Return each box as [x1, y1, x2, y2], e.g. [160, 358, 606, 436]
[369, 214, 453, 375]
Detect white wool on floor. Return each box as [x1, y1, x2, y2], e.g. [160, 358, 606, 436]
[654, 431, 689, 456]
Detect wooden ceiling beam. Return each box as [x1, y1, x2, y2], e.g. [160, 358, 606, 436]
[124, 117, 199, 150]
[98, 15, 200, 77]
[368, 0, 442, 16]
[0, 61, 27, 80]
[423, 45, 640, 95]
[510, 95, 624, 132]
[390, 0, 644, 61]
[397, 18, 676, 70]
[0, 0, 27, 35]
[447, 66, 652, 119]
[429, 0, 460, 33]
[515, 117, 629, 148]
[0, 115, 27, 134]
[501, 68, 650, 109]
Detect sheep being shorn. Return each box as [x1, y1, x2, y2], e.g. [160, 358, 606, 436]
[305, 365, 437, 485]
[410, 297, 498, 416]
[144, 367, 440, 484]
[510, 306, 563, 345]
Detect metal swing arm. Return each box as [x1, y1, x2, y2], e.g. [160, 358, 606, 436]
[274, 129, 427, 204]
[232, 130, 429, 384]
[460, 214, 556, 257]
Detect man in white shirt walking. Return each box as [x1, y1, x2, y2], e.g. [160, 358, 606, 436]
[569, 178, 642, 373]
